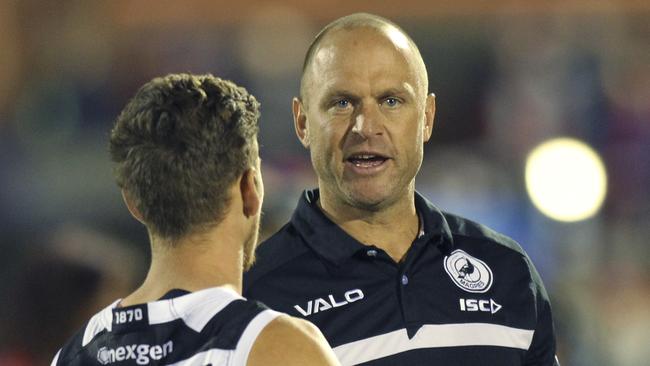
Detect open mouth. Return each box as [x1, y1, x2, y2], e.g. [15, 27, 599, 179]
[346, 153, 389, 168]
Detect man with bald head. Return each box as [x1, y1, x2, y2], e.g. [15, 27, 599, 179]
[245, 13, 559, 365]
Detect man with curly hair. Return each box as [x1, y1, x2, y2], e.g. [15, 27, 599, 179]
[51, 74, 339, 366]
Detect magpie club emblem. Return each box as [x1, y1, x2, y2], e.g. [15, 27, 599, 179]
[444, 249, 493, 293]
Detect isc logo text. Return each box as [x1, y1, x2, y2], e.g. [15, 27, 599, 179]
[459, 298, 502, 314]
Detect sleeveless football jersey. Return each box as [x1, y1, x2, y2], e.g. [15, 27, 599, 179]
[51, 287, 280, 365]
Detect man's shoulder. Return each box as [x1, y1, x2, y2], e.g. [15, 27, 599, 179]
[442, 211, 526, 256]
[248, 314, 340, 366]
[51, 321, 88, 365]
[245, 222, 313, 288]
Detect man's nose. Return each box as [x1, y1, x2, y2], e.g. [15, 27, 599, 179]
[351, 103, 382, 138]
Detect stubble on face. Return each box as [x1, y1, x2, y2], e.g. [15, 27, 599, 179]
[301, 26, 429, 212]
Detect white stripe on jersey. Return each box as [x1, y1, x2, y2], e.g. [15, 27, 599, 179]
[82, 287, 243, 347]
[50, 350, 60, 366]
[164, 309, 281, 366]
[231, 309, 281, 366]
[333, 322, 535, 365]
[148, 286, 241, 332]
[82, 299, 120, 347]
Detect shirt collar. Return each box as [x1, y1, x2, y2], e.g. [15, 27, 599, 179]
[290, 189, 454, 266]
[413, 190, 454, 253]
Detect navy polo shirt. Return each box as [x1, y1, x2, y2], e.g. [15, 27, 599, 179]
[244, 189, 559, 365]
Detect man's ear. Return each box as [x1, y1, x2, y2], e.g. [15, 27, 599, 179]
[293, 97, 310, 148]
[240, 167, 262, 218]
[423, 93, 436, 142]
[121, 189, 145, 224]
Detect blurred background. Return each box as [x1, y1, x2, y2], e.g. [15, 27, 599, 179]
[0, 0, 648, 364]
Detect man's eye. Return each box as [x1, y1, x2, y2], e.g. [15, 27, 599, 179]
[384, 97, 400, 107]
[335, 99, 350, 108]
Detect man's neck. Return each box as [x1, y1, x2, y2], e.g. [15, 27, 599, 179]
[120, 229, 242, 307]
[318, 187, 419, 262]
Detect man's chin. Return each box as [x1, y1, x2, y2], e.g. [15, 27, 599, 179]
[343, 187, 394, 211]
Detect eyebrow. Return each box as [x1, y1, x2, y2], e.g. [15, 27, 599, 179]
[319, 89, 360, 108]
[376, 87, 412, 99]
[322, 89, 358, 100]
[321, 85, 413, 101]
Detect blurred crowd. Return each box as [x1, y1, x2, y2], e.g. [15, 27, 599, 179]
[0, 1, 648, 365]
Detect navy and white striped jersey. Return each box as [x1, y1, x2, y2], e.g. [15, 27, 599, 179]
[244, 190, 560, 365]
[51, 287, 280, 365]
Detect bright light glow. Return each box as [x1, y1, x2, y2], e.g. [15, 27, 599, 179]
[525, 138, 607, 222]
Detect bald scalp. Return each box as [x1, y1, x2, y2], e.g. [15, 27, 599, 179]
[300, 13, 428, 103]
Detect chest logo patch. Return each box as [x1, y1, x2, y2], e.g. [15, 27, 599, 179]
[444, 249, 493, 293]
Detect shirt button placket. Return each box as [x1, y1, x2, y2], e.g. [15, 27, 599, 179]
[401, 274, 409, 286]
[399, 272, 413, 324]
